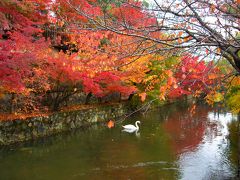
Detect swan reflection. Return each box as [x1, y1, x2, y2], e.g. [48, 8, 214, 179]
[122, 128, 140, 138]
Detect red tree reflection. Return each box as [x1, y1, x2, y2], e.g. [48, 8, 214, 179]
[163, 104, 214, 154]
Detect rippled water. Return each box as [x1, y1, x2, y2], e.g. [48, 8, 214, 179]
[0, 102, 238, 179]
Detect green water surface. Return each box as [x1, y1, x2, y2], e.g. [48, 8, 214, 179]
[0, 103, 238, 180]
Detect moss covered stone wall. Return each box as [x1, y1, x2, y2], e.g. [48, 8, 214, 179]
[0, 103, 128, 145]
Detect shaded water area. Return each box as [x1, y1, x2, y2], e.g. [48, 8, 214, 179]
[0, 102, 238, 179]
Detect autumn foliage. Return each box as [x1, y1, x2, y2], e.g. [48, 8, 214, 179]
[0, 0, 229, 114]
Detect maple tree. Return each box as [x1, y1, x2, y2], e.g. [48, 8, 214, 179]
[0, 0, 139, 112]
[136, 54, 223, 102]
[0, 0, 238, 114]
[66, 0, 239, 72]
[57, 0, 239, 106]
[168, 55, 223, 99]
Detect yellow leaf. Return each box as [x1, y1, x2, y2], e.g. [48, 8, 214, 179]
[159, 94, 165, 101]
[213, 92, 224, 102]
[206, 92, 224, 103]
[231, 77, 240, 86]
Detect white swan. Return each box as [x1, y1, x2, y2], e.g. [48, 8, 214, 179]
[122, 121, 140, 131]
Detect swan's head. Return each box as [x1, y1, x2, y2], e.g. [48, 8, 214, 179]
[136, 121, 141, 124]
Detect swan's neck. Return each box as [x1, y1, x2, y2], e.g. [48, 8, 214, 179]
[135, 122, 140, 129]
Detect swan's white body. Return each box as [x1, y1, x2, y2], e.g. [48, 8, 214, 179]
[122, 121, 140, 131]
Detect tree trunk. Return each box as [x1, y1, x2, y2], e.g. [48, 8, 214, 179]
[10, 93, 15, 113]
[85, 92, 92, 104]
[128, 93, 134, 101]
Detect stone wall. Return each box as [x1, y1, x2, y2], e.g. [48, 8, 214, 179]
[0, 103, 128, 146]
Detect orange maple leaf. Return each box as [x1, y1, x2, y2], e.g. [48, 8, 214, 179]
[208, 73, 220, 80]
[107, 120, 114, 128]
[139, 92, 147, 102]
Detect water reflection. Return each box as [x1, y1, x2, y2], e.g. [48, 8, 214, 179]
[0, 103, 238, 179]
[122, 129, 141, 138]
[178, 111, 237, 179]
[163, 104, 208, 154]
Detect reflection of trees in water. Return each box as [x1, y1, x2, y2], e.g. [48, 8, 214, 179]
[0, 123, 106, 157]
[227, 115, 239, 176]
[162, 103, 216, 154]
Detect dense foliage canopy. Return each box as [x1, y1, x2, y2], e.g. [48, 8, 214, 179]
[0, 0, 239, 113]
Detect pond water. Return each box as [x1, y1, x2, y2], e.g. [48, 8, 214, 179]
[0, 102, 238, 180]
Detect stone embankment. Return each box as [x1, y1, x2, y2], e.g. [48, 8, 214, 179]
[0, 103, 128, 145]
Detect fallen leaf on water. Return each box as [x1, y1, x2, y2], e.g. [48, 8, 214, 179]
[107, 120, 114, 128]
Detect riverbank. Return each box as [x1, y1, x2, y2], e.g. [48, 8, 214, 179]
[0, 103, 129, 146]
